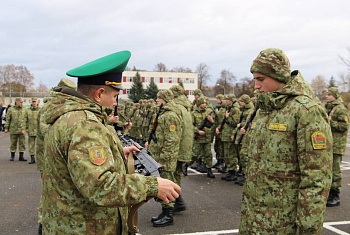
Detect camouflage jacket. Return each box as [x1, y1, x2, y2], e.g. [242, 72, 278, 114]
[40, 88, 158, 235]
[325, 98, 350, 155]
[192, 107, 214, 143]
[239, 72, 333, 235]
[24, 106, 41, 136]
[217, 102, 240, 142]
[234, 102, 255, 144]
[148, 101, 181, 172]
[173, 95, 194, 162]
[4, 105, 26, 134]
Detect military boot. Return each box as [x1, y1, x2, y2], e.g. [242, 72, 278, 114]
[238, 174, 245, 186]
[10, 152, 15, 161]
[173, 195, 187, 213]
[212, 159, 221, 169]
[182, 163, 189, 176]
[190, 160, 199, 170]
[152, 207, 174, 227]
[327, 189, 340, 207]
[29, 155, 36, 164]
[221, 170, 235, 181]
[38, 223, 42, 235]
[19, 152, 27, 161]
[151, 209, 166, 222]
[207, 168, 215, 178]
[196, 159, 207, 173]
[218, 163, 227, 173]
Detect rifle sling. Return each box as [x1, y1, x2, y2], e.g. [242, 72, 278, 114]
[127, 152, 153, 234]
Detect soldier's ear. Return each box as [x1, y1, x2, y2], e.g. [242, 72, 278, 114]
[93, 87, 106, 103]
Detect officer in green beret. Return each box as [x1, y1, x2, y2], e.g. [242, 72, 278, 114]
[239, 48, 332, 234]
[40, 51, 181, 235]
[325, 87, 350, 207]
[5, 97, 27, 161]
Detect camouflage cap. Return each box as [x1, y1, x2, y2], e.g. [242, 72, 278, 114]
[31, 97, 38, 102]
[57, 78, 77, 89]
[15, 97, 23, 102]
[250, 48, 291, 84]
[170, 85, 185, 98]
[194, 89, 202, 96]
[216, 94, 224, 100]
[223, 94, 236, 102]
[238, 94, 250, 104]
[326, 87, 340, 99]
[157, 89, 174, 103]
[196, 96, 207, 106]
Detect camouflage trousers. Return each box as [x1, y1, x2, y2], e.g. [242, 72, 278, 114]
[28, 136, 37, 155]
[174, 161, 184, 187]
[331, 153, 342, 193]
[36, 135, 45, 174]
[10, 134, 25, 152]
[192, 142, 213, 168]
[159, 170, 176, 208]
[222, 141, 238, 171]
[214, 136, 223, 161]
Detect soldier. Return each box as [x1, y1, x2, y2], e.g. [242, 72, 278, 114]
[216, 94, 240, 181]
[147, 89, 182, 227]
[212, 94, 225, 169]
[233, 94, 254, 185]
[24, 97, 41, 164]
[239, 48, 332, 234]
[170, 84, 194, 212]
[192, 96, 215, 178]
[325, 87, 350, 207]
[192, 88, 203, 110]
[4, 97, 27, 161]
[40, 51, 181, 234]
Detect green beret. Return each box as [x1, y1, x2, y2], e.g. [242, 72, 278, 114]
[170, 85, 185, 98]
[157, 89, 174, 103]
[223, 94, 236, 102]
[15, 97, 23, 102]
[250, 48, 291, 84]
[326, 87, 340, 99]
[66, 50, 131, 90]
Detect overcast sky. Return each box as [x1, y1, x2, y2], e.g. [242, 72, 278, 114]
[1, 0, 350, 89]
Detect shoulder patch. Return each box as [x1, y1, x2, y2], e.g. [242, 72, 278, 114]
[89, 146, 106, 165]
[311, 131, 326, 150]
[170, 124, 176, 132]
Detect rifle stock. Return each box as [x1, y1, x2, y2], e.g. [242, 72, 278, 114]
[148, 103, 163, 144]
[237, 106, 259, 144]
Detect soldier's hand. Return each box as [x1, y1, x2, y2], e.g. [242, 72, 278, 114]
[156, 178, 181, 204]
[240, 128, 246, 135]
[123, 146, 139, 159]
[109, 115, 119, 124]
[4, 129, 8, 133]
[198, 130, 205, 136]
[225, 111, 230, 118]
[125, 122, 132, 129]
[215, 128, 220, 135]
[231, 135, 235, 141]
[22, 130, 26, 135]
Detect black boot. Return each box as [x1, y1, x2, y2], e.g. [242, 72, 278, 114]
[212, 159, 221, 169]
[152, 207, 174, 227]
[218, 163, 227, 173]
[173, 195, 187, 213]
[10, 152, 15, 161]
[197, 160, 207, 173]
[327, 189, 340, 207]
[182, 163, 188, 176]
[190, 160, 199, 170]
[19, 152, 27, 161]
[151, 209, 166, 222]
[238, 174, 245, 186]
[221, 170, 236, 181]
[29, 155, 36, 164]
[207, 168, 215, 178]
[38, 223, 42, 235]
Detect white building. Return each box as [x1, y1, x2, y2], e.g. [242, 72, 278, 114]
[120, 71, 198, 101]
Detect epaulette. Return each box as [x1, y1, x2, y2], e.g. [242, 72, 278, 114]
[294, 95, 317, 110]
[84, 110, 99, 122]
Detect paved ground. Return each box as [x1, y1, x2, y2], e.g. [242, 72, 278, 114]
[0, 131, 349, 235]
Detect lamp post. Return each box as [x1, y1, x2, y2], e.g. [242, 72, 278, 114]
[216, 83, 225, 95]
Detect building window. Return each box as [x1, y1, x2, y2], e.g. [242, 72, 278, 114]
[189, 78, 195, 83]
[126, 77, 133, 82]
[154, 77, 160, 83]
[126, 89, 131, 94]
[145, 77, 151, 83]
[189, 90, 194, 95]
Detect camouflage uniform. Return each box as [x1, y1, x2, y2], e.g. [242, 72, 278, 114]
[5, 98, 26, 161]
[213, 95, 226, 168]
[239, 48, 332, 234]
[325, 87, 350, 206]
[24, 99, 41, 162]
[41, 88, 158, 234]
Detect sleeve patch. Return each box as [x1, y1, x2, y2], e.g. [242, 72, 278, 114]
[311, 131, 326, 150]
[170, 124, 176, 132]
[89, 146, 106, 165]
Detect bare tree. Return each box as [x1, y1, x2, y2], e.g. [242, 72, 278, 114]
[37, 81, 49, 92]
[154, 63, 167, 72]
[338, 72, 350, 92]
[216, 69, 236, 94]
[170, 66, 192, 73]
[196, 63, 210, 90]
[311, 75, 326, 95]
[0, 64, 34, 95]
[339, 47, 350, 72]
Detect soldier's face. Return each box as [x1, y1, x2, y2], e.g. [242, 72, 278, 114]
[325, 93, 336, 103]
[32, 101, 38, 107]
[253, 72, 285, 93]
[156, 98, 166, 107]
[16, 101, 23, 107]
[98, 87, 120, 108]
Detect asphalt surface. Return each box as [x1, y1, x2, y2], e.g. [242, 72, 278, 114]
[1, 131, 349, 235]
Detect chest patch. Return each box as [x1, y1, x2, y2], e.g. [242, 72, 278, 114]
[170, 124, 176, 132]
[89, 146, 106, 165]
[311, 131, 326, 150]
[269, 123, 287, 131]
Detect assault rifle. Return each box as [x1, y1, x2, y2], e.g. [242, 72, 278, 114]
[194, 111, 214, 140]
[148, 104, 163, 144]
[117, 131, 162, 177]
[113, 95, 124, 132]
[233, 109, 244, 141]
[218, 105, 233, 132]
[237, 106, 259, 144]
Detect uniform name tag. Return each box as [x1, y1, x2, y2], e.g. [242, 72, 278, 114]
[269, 123, 287, 131]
